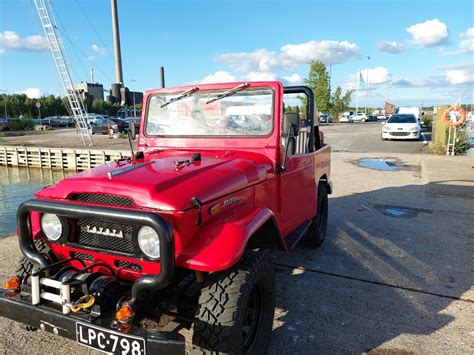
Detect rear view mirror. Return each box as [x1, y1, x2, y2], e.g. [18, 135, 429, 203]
[129, 119, 136, 140]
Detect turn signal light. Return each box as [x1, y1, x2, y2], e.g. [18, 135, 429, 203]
[116, 305, 134, 322]
[3, 276, 21, 290]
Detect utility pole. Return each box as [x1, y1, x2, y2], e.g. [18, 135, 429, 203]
[130, 79, 136, 117]
[111, 0, 123, 85]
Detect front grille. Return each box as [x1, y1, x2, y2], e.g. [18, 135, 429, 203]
[71, 251, 94, 262]
[390, 131, 410, 136]
[115, 260, 142, 272]
[70, 193, 134, 207]
[76, 219, 135, 254]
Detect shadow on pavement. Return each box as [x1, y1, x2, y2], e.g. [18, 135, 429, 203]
[268, 182, 474, 354]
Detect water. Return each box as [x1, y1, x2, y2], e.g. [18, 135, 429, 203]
[0, 166, 71, 236]
[358, 158, 401, 171]
[374, 204, 433, 218]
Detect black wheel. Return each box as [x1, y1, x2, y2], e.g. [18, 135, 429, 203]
[301, 183, 328, 248]
[192, 251, 275, 354]
[16, 239, 51, 280]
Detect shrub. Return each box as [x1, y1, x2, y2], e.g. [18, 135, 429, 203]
[6, 118, 34, 131]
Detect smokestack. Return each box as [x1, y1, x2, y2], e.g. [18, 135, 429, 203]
[160, 66, 165, 88]
[90, 67, 94, 83]
[111, 0, 123, 85]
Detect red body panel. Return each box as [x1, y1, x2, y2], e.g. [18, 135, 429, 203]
[30, 81, 331, 275]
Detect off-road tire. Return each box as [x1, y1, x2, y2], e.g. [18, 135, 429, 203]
[192, 251, 275, 354]
[301, 183, 328, 248]
[16, 239, 50, 280]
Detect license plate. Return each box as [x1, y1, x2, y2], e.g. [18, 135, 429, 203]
[76, 322, 146, 354]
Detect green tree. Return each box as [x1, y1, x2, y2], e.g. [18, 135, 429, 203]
[330, 86, 353, 122]
[304, 60, 330, 113]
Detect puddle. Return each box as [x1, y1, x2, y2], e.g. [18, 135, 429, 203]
[357, 158, 402, 171]
[374, 204, 433, 218]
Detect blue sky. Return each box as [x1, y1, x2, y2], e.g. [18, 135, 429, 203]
[0, 0, 473, 107]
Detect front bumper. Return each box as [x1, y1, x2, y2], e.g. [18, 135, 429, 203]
[0, 290, 185, 354]
[382, 130, 420, 139]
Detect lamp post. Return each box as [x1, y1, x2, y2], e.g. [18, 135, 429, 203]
[130, 79, 136, 117]
[0, 89, 7, 119]
[365, 56, 370, 115]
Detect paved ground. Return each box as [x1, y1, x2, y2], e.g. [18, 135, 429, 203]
[323, 122, 432, 154]
[0, 121, 431, 155]
[1, 124, 473, 354]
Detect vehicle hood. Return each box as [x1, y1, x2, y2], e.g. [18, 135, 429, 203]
[36, 150, 273, 211]
[385, 123, 419, 131]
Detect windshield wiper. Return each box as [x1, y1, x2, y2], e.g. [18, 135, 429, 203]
[205, 83, 250, 104]
[161, 86, 199, 108]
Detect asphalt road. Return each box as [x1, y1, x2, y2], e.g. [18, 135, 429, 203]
[1, 124, 473, 355]
[322, 122, 432, 154]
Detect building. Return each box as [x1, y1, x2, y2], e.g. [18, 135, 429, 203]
[74, 82, 104, 101]
[385, 102, 395, 116]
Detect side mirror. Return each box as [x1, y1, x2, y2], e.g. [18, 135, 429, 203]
[129, 119, 136, 140]
[381, 121, 386, 125]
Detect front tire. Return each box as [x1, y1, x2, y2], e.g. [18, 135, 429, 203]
[16, 239, 51, 281]
[192, 251, 275, 354]
[301, 183, 328, 248]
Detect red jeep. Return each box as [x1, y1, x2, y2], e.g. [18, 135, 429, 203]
[0, 81, 331, 354]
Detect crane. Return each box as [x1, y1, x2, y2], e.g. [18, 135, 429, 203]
[34, 0, 93, 147]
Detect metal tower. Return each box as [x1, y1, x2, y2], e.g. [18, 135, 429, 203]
[34, 0, 93, 146]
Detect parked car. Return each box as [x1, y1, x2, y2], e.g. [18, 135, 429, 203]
[366, 115, 378, 122]
[89, 117, 127, 135]
[339, 113, 353, 123]
[85, 113, 108, 125]
[319, 113, 332, 123]
[351, 112, 368, 122]
[0, 82, 331, 355]
[124, 117, 140, 132]
[381, 114, 421, 140]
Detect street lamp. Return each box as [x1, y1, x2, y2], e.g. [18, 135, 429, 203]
[365, 56, 370, 115]
[130, 79, 136, 117]
[0, 89, 8, 119]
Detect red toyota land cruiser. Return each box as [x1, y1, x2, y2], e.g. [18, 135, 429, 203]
[0, 81, 331, 354]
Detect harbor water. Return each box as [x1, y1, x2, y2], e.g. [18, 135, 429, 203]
[0, 166, 71, 237]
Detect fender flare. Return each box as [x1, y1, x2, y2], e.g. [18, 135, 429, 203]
[176, 205, 283, 272]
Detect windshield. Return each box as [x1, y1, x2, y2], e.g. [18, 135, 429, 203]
[388, 115, 417, 124]
[146, 88, 274, 137]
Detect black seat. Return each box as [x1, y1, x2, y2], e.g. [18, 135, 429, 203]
[282, 112, 300, 155]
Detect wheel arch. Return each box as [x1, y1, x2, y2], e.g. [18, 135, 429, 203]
[319, 174, 332, 194]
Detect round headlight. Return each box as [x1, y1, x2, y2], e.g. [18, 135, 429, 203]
[41, 213, 62, 241]
[138, 226, 160, 259]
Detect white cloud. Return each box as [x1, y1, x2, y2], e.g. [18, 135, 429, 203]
[280, 40, 360, 65]
[406, 19, 449, 47]
[216, 40, 360, 74]
[0, 31, 49, 53]
[282, 74, 302, 85]
[91, 44, 108, 56]
[201, 71, 237, 83]
[459, 27, 474, 54]
[344, 67, 392, 91]
[377, 40, 405, 54]
[22, 88, 45, 98]
[445, 69, 474, 85]
[243, 71, 278, 81]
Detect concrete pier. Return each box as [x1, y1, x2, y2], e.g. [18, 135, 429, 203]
[0, 146, 130, 171]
